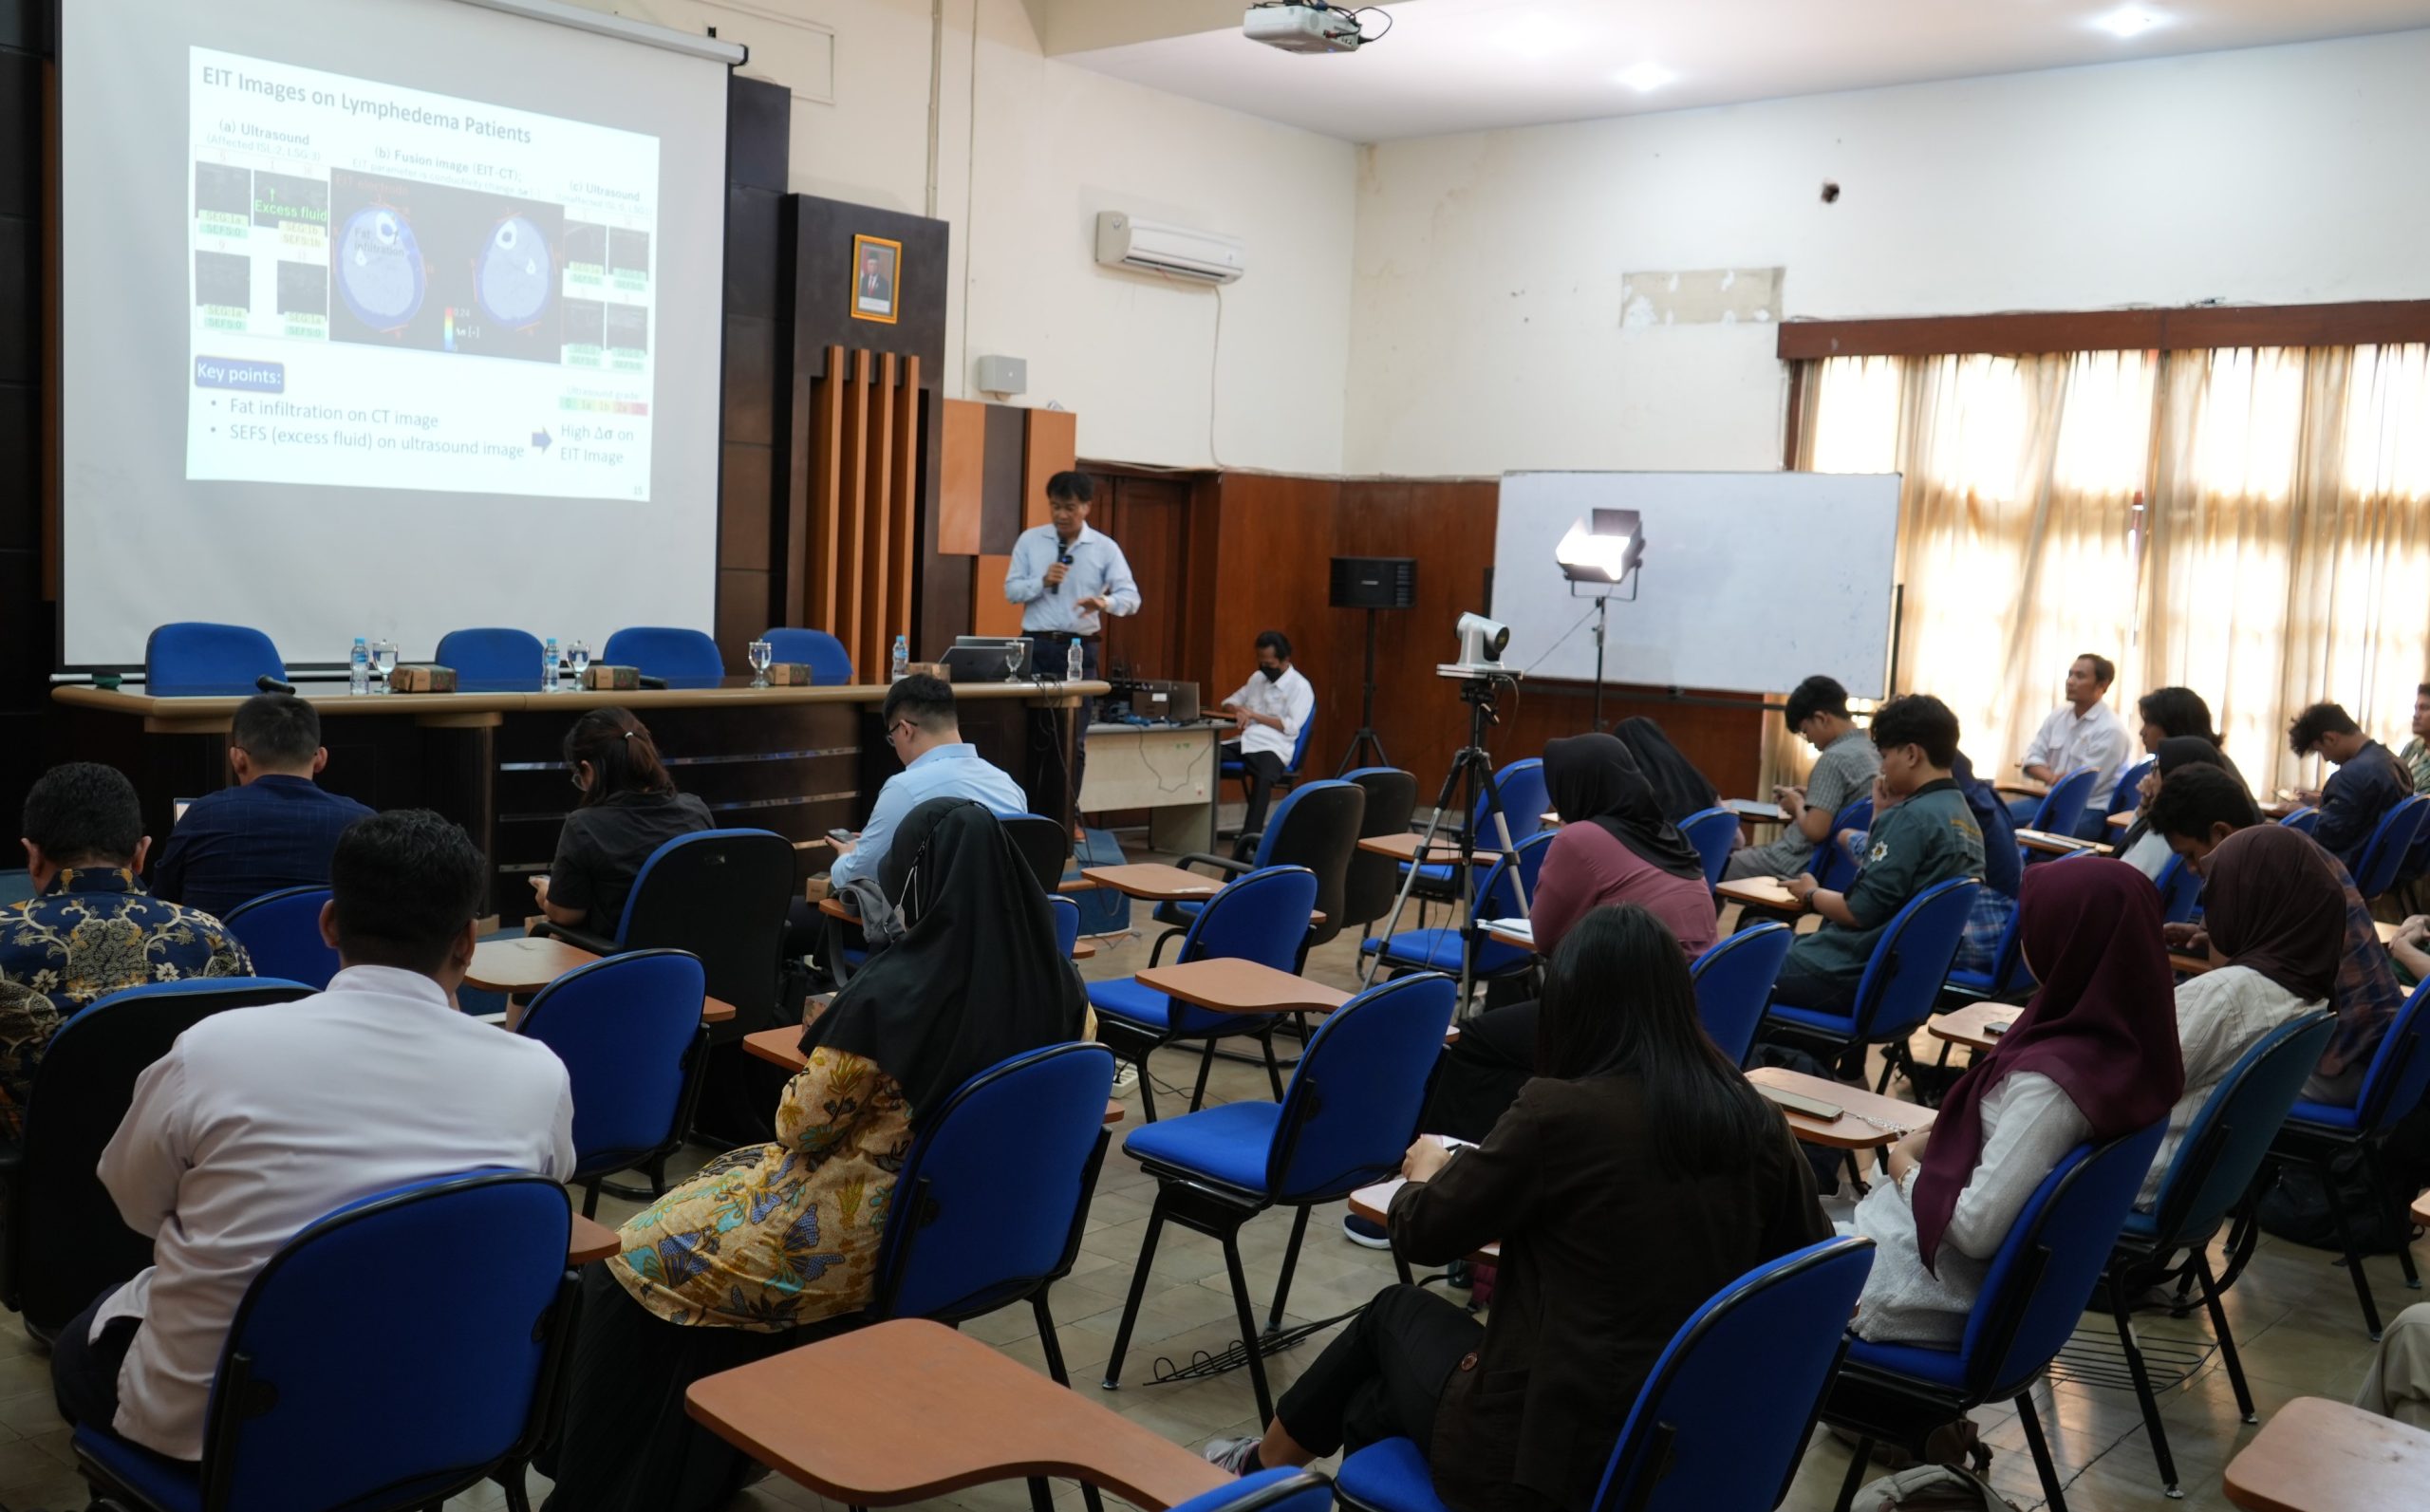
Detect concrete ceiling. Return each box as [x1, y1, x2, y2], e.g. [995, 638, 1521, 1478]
[1046, 0, 2430, 141]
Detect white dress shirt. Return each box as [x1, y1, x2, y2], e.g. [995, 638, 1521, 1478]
[2020, 700, 2133, 809]
[1002, 523, 1141, 637]
[96, 965, 576, 1460]
[1223, 666, 1316, 761]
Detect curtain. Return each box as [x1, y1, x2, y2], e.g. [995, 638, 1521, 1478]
[1802, 343, 2430, 800]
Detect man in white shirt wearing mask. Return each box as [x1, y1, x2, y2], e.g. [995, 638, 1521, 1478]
[52, 809, 576, 1464]
[1220, 629, 1317, 838]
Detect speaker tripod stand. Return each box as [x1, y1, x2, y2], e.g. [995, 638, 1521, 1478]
[1335, 606, 1390, 774]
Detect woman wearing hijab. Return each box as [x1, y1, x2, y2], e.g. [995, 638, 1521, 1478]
[2134, 825, 2342, 1209]
[2113, 736, 2254, 879]
[539, 799, 1089, 1512]
[1851, 857, 2183, 1344]
[1612, 717, 1722, 824]
[1206, 905, 1829, 1511]
[1417, 734, 1719, 1144]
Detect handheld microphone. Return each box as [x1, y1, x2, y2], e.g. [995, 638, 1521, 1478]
[1057, 551, 1074, 568]
[255, 674, 295, 695]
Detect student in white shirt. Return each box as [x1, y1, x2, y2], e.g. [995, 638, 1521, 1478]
[2009, 652, 2132, 839]
[52, 810, 576, 1464]
[1219, 629, 1317, 838]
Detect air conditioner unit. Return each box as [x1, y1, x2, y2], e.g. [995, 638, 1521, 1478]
[1094, 212, 1245, 285]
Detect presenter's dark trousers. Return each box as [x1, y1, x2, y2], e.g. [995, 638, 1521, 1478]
[1223, 741, 1291, 837]
[1031, 631, 1097, 827]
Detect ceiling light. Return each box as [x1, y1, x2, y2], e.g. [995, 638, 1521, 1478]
[2092, 6, 2166, 38]
[1617, 63, 1675, 92]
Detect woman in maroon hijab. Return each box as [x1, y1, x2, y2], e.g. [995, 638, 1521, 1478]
[1849, 856, 2184, 1344]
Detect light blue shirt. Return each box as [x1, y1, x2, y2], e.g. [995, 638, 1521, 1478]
[1003, 522, 1141, 636]
[829, 743, 1029, 890]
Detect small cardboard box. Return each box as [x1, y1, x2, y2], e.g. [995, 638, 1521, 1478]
[389, 664, 457, 694]
[584, 664, 641, 690]
[765, 663, 816, 686]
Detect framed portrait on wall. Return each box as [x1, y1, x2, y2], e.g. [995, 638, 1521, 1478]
[850, 233, 902, 324]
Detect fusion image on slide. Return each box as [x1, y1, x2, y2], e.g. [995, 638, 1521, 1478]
[186, 47, 660, 500]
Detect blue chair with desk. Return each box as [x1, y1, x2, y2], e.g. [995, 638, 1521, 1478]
[435, 626, 546, 692]
[144, 622, 286, 698]
[1151, 778, 1364, 968]
[761, 626, 854, 684]
[1677, 805, 1741, 888]
[600, 625, 726, 689]
[1762, 877, 1980, 1095]
[1363, 830, 1558, 1003]
[514, 949, 708, 1219]
[1224, 716, 1315, 809]
[1397, 756, 1549, 916]
[2021, 765, 2101, 847]
[1690, 922, 1795, 1067]
[219, 886, 341, 990]
[2349, 793, 2429, 901]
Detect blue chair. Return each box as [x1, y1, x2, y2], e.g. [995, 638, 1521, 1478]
[1101, 973, 1459, 1422]
[219, 886, 340, 991]
[1091, 866, 1319, 1121]
[436, 626, 546, 692]
[1051, 895, 1082, 959]
[1763, 877, 1980, 1093]
[1821, 1122, 2171, 1512]
[999, 811, 1075, 894]
[1364, 831, 1557, 999]
[1153, 779, 1365, 963]
[2153, 851, 2204, 925]
[2107, 757, 2155, 820]
[1691, 923, 1794, 1067]
[2027, 765, 2102, 842]
[72, 1169, 578, 1512]
[2264, 977, 2430, 1338]
[1224, 716, 1316, 804]
[1339, 767, 1420, 940]
[1678, 805, 1741, 888]
[1806, 797, 1876, 894]
[2279, 806, 2322, 836]
[1398, 757, 1550, 902]
[600, 625, 725, 689]
[515, 949, 707, 1218]
[2349, 793, 2429, 899]
[0, 978, 314, 1342]
[145, 622, 285, 698]
[2101, 1012, 2334, 1496]
[762, 626, 853, 684]
[1336, 1238, 1877, 1512]
[1172, 1469, 1333, 1512]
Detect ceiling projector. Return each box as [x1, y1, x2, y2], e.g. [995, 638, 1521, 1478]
[1244, 3, 1368, 54]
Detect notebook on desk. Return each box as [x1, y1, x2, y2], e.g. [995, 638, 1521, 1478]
[1482, 917, 1533, 946]
[1725, 798, 1786, 821]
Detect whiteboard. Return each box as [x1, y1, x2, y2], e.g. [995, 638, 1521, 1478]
[1491, 472, 1901, 700]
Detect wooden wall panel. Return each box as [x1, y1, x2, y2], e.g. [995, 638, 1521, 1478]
[856, 353, 896, 666]
[1023, 408, 1076, 530]
[1093, 476, 1194, 680]
[972, 555, 1021, 637]
[890, 359, 920, 653]
[1199, 473, 1338, 717]
[937, 398, 985, 556]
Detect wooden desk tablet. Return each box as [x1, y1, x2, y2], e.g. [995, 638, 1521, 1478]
[568, 1214, 622, 1266]
[1715, 875, 1806, 914]
[2260, 799, 2300, 821]
[2223, 1394, 2430, 1512]
[1347, 1177, 1501, 1264]
[2378, 919, 2400, 946]
[1928, 1002, 2018, 1055]
[1748, 1067, 1935, 1149]
[686, 1317, 1228, 1509]
[2414, 1190, 2430, 1229]
[2107, 811, 2135, 831]
[465, 936, 600, 993]
[1995, 779, 2048, 800]
[2171, 951, 2216, 977]
[1081, 863, 1224, 902]
[2016, 828, 2107, 857]
[1356, 832, 1500, 866]
[1131, 959, 1352, 1017]
[1483, 918, 1538, 953]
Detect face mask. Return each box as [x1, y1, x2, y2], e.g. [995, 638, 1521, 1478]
[1260, 664, 1283, 681]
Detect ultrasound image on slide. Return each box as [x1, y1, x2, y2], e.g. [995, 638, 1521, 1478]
[327, 167, 562, 364]
[562, 298, 606, 348]
[562, 221, 608, 271]
[608, 229, 650, 277]
[195, 251, 251, 310]
[277, 260, 327, 317]
[604, 303, 648, 354]
[195, 162, 251, 222]
[252, 171, 329, 233]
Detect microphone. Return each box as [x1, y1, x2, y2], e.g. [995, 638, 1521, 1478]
[255, 674, 295, 695]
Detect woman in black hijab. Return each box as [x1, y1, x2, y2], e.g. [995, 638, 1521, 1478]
[1613, 717, 1722, 823]
[2114, 736, 2253, 878]
[541, 799, 1088, 1512]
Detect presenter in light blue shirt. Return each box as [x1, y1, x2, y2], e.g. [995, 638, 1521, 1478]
[828, 673, 1026, 892]
[1003, 470, 1141, 826]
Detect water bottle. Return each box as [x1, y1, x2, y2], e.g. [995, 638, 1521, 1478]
[890, 634, 908, 682]
[1065, 639, 1083, 682]
[544, 637, 561, 693]
[348, 637, 369, 696]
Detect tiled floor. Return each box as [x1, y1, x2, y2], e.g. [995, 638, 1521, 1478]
[5, 873, 2421, 1512]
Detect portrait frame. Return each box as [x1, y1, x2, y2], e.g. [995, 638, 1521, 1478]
[850, 233, 902, 325]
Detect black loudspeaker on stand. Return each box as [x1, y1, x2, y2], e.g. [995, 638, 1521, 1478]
[1328, 556, 1414, 775]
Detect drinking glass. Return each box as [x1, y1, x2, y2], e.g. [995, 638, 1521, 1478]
[568, 640, 591, 685]
[1003, 644, 1024, 683]
[372, 638, 398, 694]
[748, 639, 775, 688]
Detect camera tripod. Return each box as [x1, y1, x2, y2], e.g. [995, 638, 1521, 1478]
[1362, 673, 1529, 1013]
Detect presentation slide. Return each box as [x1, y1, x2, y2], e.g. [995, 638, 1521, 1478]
[59, 0, 735, 671]
[187, 49, 660, 500]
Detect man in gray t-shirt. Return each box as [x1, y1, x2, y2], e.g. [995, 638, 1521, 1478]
[1724, 675, 1882, 882]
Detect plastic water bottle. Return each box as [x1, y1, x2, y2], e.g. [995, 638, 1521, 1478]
[890, 634, 908, 682]
[348, 637, 369, 696]
[544, 637, 561, 693]
[1065, 639, 1083, 682]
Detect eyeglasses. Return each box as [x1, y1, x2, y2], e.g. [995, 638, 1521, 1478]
[883, 719, 916, 748]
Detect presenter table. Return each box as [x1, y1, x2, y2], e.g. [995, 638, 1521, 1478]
[1076, 721, 1222, 855]
[55, 679, 1102, 924]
